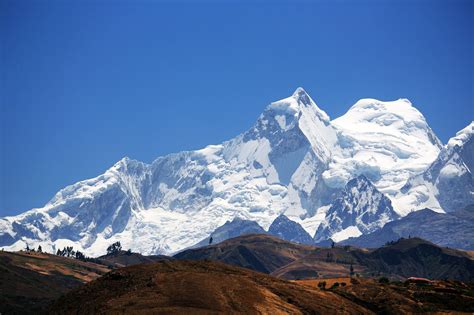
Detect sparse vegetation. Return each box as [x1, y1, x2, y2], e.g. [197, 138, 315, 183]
[379, 277, 390, 284]
[75, 250, 85, 260]
[330, 282, 340, 289]
[56, 246, 75, 258]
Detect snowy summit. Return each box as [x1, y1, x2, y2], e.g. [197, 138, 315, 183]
[0, 88, 472, 256]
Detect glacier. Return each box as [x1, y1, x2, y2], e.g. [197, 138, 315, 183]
[0, 88, 471, 256]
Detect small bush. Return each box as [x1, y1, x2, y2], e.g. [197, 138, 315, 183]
[379, 277, 390, 284]
[330, 282, 340, 289]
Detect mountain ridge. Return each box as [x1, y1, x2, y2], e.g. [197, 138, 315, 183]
[0, 88, 471, 256]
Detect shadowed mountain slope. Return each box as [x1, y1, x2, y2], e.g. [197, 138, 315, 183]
[98, 250, 173, 267]
[361, 237, 474, 281]
[341, 205, 474, 250]
[192, 217, 266, 248]
[268, 214, 314, 245]
[174, 234, 315, 274]
[175, 234, 474, 282]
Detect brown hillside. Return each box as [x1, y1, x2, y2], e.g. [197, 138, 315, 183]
[331, 277, 474, 314]
[176, 235, 474, 282]
[98, 250, 173, 267]
[174, 233, 316, 273]
[0, 251, 110, 314]
[47, 259, 370, 315]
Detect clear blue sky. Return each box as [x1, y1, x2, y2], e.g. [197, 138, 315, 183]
[1, 0, 472, 216]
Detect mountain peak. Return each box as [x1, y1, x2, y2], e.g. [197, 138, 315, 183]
[345, 98, 423, 124]
[268, 214, 314, 245]
[328, 97, 442, 198]
[292, 87, 311, 104]
[267, 88, 330, 123]
[346, 174, 374, 190]
[315, 173, 399, 242]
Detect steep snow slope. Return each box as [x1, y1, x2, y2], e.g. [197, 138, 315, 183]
[329, 99, 442, 214]
[0, 88, 339, 255]
[0, 89, 453, 255]
[397, 122, 474, 214]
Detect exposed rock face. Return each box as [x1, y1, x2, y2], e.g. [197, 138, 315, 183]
[314, 175, 399, 242]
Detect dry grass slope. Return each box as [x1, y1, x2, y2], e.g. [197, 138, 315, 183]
[47, 260, 370, 315]
[0, 251, 109, 314]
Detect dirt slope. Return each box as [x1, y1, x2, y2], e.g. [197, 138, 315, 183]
[329, 277, 474, 314]
[0, 251, 110, 314]
[47, 260, 370, 315]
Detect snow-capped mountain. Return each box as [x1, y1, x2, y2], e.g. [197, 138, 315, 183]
[398, 122, 474, 213]
[268, 214, 314, 245]
[328, 98, 442, 211]
[340, 205, 474, 250]
[314, 175, 399, 242]
[0, 88, 467, 255]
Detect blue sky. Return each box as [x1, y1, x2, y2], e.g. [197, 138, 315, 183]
[1, 0, 472, 216]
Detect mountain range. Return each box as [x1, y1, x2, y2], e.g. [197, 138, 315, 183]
[3, 234, 473, 314]
[175, 234, 474, 282]
[1, 88, 472, 255]
[341, 205, 474, 250]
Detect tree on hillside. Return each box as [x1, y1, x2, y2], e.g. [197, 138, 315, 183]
[209, 236, 213, 245]
[75, 250, 85, 260]
[107, 241, 122, 255]
[349, 264, 354, 277]
[331, 240, 335, 249]
[56, 246, 75, 257]
[66, 246, 75, 257]
[37, 245, 42, 253]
